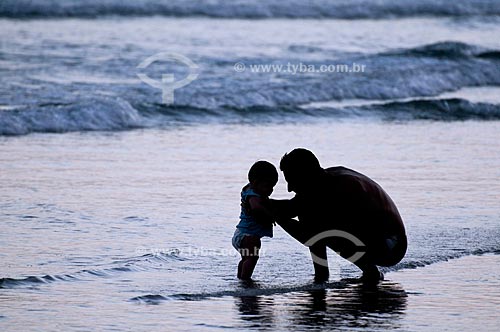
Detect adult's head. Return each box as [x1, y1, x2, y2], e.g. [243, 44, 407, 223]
[280, 148, 323, 193]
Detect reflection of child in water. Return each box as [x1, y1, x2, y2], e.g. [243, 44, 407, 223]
[232, 161, 278, 280]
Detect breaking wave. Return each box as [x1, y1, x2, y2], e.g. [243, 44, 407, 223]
[2, 41, 500, 136]
[1, 0, 500, 19]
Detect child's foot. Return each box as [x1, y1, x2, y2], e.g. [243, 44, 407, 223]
[239, 278, 256, 288]
[238, 275, 252, 281]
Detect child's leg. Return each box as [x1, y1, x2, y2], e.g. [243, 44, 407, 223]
[237, 260, 243, 279]
[238, 235, 261, 280]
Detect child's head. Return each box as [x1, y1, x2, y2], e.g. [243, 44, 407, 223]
[248, 160, 278, 197]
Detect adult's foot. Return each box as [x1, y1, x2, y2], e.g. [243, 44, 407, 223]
[313, 275, 329, 284]
[360, 266, 384, 284]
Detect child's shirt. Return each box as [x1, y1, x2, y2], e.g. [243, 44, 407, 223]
[236, 184, 273, 238]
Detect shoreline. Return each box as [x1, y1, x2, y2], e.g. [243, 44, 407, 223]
[127, 254, 500, 331]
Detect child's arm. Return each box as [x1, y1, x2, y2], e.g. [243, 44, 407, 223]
[247, 196, 275, 224]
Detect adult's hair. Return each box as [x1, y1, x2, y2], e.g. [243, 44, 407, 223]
[248, 160, 278, 183]
[280, 148, 322, 175]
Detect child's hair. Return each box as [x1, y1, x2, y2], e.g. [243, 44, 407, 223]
[248, 160, 278, 184]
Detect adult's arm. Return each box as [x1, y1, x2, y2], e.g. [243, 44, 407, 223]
[268, 198, 299, 219]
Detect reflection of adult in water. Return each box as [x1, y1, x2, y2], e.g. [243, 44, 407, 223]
[235, 282, 407, 330]
[271, 148, 407, 282]
[289, 283, 408, 329]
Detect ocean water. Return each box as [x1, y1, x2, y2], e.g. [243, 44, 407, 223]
[1, 1, 500, 331]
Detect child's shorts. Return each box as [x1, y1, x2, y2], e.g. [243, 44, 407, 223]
[232, 229, 249, 250]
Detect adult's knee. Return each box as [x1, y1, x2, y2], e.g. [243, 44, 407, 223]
[375, 234, 407, 267]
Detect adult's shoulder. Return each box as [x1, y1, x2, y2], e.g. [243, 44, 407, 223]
[322, 166, 375, 194]
[323, 166, 364, 181]
[324, 166, 358, 175]
[324, 166, 371, 181]
[325, 166, 398, 212]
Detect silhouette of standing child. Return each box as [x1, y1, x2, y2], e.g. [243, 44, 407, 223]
[232, 161, 277, 280]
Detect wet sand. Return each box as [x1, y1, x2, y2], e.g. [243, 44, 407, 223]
[122, 254, 500, 332]
[188, 254, 500, 332]
[387, 254, 500, 332]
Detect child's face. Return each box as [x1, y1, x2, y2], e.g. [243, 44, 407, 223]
[251, 180, 276, 197]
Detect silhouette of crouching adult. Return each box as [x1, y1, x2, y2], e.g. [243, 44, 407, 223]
[270, 148, 407, 283]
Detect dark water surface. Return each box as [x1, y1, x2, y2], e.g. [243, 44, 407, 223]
[1, 122, 499, 330]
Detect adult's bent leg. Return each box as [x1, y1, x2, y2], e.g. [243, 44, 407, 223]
[322, 234, 383, 283]
[309, 243, 329, 282]
[277, 219, 330, 281]
[276, 218, 316, 244]
[374, 234, 408, 267]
